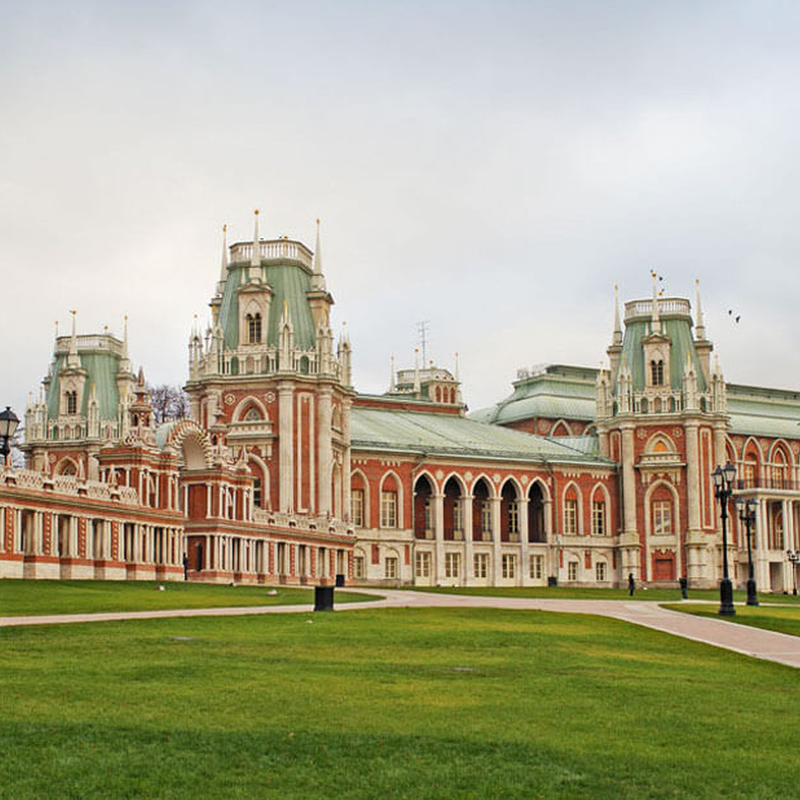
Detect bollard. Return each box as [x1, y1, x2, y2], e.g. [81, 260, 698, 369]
[335, 573, 345, 588]
[314, 585, 334, 611]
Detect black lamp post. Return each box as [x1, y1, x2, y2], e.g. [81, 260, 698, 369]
[712, 461, 737, 616]
[0, 406, 20, 461]
[735, 497, 759, 606]
[787, 550, 800, 596]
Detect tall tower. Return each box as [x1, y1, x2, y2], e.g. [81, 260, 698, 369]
[596, 280, 728, 587]
[185, 215, 355, 520]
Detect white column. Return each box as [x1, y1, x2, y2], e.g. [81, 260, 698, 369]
[685, 422, 701, 534]
[434, 493, 445, 583]
[342, 400, 352, 524]
[519, 496, 529, 586]
[317, 387, 333, 516]
[463, 494, 473, 586]
[278, 381, 294, 514]
[491, 496, 502, 584]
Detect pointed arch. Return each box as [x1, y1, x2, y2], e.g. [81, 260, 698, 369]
[471, 475, 493, 542]
[443, 474, 466, 540]
[644, 431, 678, 455]
[350, 468, 370, 528]
[232, 395, 270, 423]
[562, 480, 583, 536]
[163, 420, 213, 470]
[500, 478, 521, 542]
[644, 479, 680, 539]
[55, 457, 78, 476]
[246, 453, 271, 511]
[589, 482, 611, 536]
[379, 470, 404, 529]
[413, 472, 435, 539]
[550, 419, 573, 437]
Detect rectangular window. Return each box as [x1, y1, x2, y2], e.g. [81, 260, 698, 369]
[529, 554, 544, 579]
[591, 500, 606, 535]
[424, 498, 432, 535]
[653, 500, 672, 535]
[507, 501, 519, 535]
[473, 552, 489, 579]
[445, 552, 461, 579]
[415, 551, 431, 578]
[481, 501, 492, 537]
[351, 489, 364, 527]
[564, 499, 578, 535]
[568, 561, 578, 581]
[354, 555, 365, 579]
[595, 561, 607, 582]
[453, 500, 463, 536]
[502, 553, 517, 580]
[385, 556, 398, 579]
[380, 490, 398, 528]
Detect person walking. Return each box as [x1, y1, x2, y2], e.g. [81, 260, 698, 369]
[628, 572, 635, 597]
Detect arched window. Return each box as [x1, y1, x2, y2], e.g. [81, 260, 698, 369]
[247, 313, 262, 344]
[244, 406, 262, 422]
[413, 475, 433, 539]
[501, 482, 519, 542]
[651, 360, 664, 386]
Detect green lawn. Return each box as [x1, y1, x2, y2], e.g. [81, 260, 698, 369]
[406, 584, 800, 603]
[664, 602, 800, 638]
[0, 580, 374, 617]
[1, 607, 798, 797]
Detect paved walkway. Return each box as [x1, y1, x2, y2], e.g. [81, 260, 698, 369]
[3, 589, 800, 669]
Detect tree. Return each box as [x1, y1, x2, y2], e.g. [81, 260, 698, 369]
[146, 384, 189, 425]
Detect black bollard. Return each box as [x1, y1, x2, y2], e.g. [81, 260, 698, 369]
[314, 585, 334, 611]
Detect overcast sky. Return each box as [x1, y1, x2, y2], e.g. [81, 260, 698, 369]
[2, 0, 800, 422]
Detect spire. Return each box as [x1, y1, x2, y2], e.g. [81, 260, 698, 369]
[389, 354, 396, 392]
[307, 217, 326, 293]
[613, 284, 622, 345]
[695, 279, 706, 340]
[67, 310, 80, 368]
[650, 271, 661, 334]
[251, 210, 260, 267]
[454, 351, 460, 383]
[413, 348, 421, 395]
[119, 314, 131, 374]
[54, 320, 58, 340]
[217, 224, 229, 290]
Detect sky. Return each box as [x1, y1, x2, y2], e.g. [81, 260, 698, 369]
[2, 0, 800, 424]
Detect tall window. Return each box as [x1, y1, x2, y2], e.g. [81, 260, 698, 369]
[744, 458, 757, 487]
[415, 551, 431, 578]
[351, 489, 364, 527]
[481, 501, 492, 537]
[385, 556, 398, 579]
[453, 500, 463, 536]
[247, 313, 262, 344]
[591, 500, 606, 535]
[380, 490, 398, 528]
[65, 391, 77, 415]
[473, 552, 489, 579]
[252, 478, 262, 509]
[564, 498, 578, 535]
[568, 561, 579, 581]
[772, 457, 787, 489]
[653, 500, 672, 535]
[529, 554, 544, 579]
[445, 552, 461, 579]
[507, 501, 519, 535]
[651, 360, 664, 386]
[354, 555, 365, 579]
[502, 554, 517, 579]
[423, 497, 432, 534]
[596, 562, 607, 582]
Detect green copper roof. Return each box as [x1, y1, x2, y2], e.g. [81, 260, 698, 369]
[218, 263, 317, 352]
[351, 406, 613, 466]
[470, 365, 597, 425]
[619, 317, 707, 392]
[45, 351, 121, 421]
[727, 383, 800, 438]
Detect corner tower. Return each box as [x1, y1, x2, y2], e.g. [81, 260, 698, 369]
[185, 214, 355, 520]
[596, 280, 728, 587]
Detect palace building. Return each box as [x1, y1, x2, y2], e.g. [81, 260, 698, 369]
[3, 215, 799, 592]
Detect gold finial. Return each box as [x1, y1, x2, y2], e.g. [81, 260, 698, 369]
[283, 300, 288, 310]
[124, 314, 128, 321]
[254, 209, 259, 216]
[70, 310, 76, 316]
[222, 223, 227, 232]
[614, 284, 618, 291]
[316, 218, 320, 225]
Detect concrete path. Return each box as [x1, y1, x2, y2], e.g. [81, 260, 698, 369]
[3, 588, 800, 669]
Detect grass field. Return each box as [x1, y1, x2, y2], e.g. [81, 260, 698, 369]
[407, 584, 800, 604]
[664, 602, 800, 638]
[0, 580, 374, 617]
[2, 606, 799, 798]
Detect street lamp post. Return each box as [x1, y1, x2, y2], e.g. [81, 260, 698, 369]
[0, 406, 20, 462]
[787, 550, 800, 596]
[735, 497, 759, 606]
[712, 462, 737, 616]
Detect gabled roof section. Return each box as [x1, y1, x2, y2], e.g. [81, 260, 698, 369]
[352, 405, 614, 466]
[470, 364, 597, 425]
